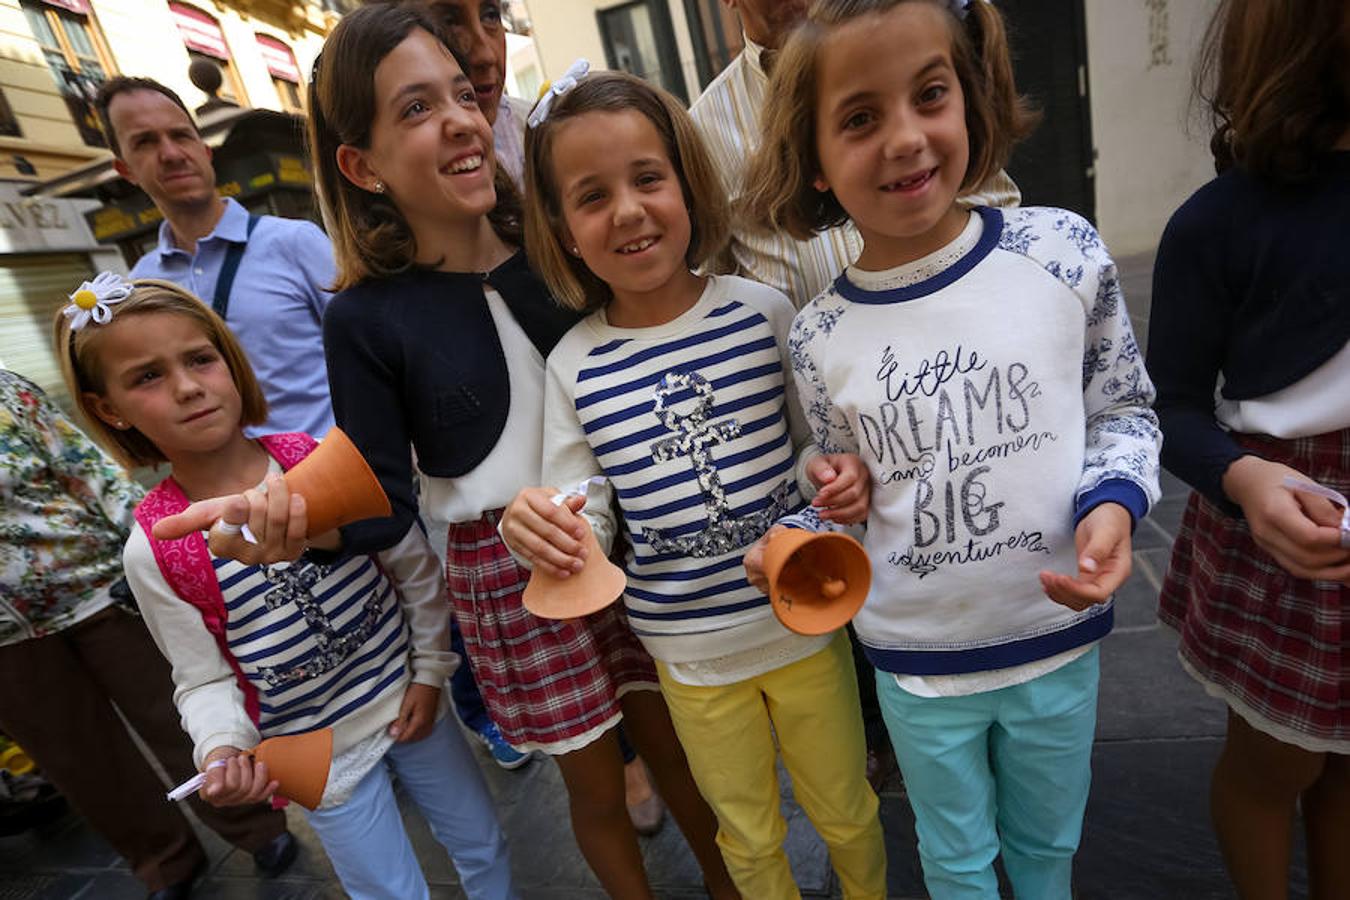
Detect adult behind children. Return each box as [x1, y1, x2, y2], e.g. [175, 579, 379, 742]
[309, 8, 737, 898]
[96, 77, 337, 439]
[500, 68, 885, 899]
[1148, 1, 1350, 897]
[0, 368, 293, 900]
[428, 0, 530, 187]
[690, 0, 1020, 309]
[741, 1, 1161, 897]
[54, 278, 516, 900]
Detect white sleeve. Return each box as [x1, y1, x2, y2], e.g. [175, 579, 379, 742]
[374, 526, 458, 688]
[541, 341, 617, 557]
[123, 526, 259, 768]
[735, 280, 823, 499]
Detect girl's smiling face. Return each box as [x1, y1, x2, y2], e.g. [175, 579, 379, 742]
[342, 28, 497, 245]
[87, 311, 243, 459]
[812, 2, 971, 268]
[550, 109, 694, 307]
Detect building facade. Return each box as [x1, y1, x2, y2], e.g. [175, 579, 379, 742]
[0, 0, 337, 184]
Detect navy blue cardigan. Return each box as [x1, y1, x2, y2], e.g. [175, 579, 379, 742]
[1146, 152, 1350, 512]
[324, 252, 580, 552]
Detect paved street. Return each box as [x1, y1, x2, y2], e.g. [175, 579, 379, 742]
[0, 252, 1304, 899]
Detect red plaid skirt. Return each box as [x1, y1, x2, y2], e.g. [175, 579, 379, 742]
[1158, 429, 1348, 751]
[444, 510, 659, 754]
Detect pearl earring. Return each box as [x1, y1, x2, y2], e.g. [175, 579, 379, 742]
[373, 181, 386, 194]
[115, 420, 126, 428]
[570, 246, 580, 256]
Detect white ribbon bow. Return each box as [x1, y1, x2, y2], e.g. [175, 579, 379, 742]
[551, 476, 607, 508]
[63, 271, 133, 331]
[528, 58, 590, 129]
[1283, 476, 1350, 549]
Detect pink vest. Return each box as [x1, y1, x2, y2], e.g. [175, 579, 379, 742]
[133, 433, 317, 726]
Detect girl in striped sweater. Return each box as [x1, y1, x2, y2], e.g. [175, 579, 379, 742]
[499, 69, 886, 900]
[54, 277, 516, 900]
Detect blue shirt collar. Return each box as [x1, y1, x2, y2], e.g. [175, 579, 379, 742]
[153, 196, 246, 258]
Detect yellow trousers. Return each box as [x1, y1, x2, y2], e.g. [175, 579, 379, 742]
[657, 631, 886, 900]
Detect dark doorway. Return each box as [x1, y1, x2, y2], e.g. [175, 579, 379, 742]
[597, 0, 689, 103]
[681, 0, 744, 91]
[998, 1, 1096, 222]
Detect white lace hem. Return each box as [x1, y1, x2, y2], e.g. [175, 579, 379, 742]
[512, 681, 662, 756]
[1176, 653, 1349, 755]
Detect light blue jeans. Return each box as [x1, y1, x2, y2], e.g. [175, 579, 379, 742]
[304, 712, 517, 899]
[876, 646, 1100, 900]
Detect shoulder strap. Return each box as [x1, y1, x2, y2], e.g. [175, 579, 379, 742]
[134, 480, 262, 725]
[211, 214, 262, 321]
[258, 431, 319, 469]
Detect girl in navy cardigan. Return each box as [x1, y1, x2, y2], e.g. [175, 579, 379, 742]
[1149, 0, 1350, 895]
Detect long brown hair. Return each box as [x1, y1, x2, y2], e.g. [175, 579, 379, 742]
[308, 2, 522, 291]
[53, 279, 267, 469]
[522, 71, 730, 311]
[740, 0, 1037, 240]
[1197, 0, 1349, 182]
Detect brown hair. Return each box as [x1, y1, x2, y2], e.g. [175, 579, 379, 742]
[308, 2, 522, 291]
[1196, 0, 1349, 183]
[53, 278, 267, 469]
[94, 76, 198, 158]
[522, 70, 730, 311]
[741, 0, 1037, 240]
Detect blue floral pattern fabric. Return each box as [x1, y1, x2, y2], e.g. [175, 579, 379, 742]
[0, 371, 142, 645]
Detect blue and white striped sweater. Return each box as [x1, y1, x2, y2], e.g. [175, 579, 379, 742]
[543, 276, 813, 662]
[213, 553, 410, 738]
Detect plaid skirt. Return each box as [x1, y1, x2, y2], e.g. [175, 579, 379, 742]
[1158, 429, 1348, 752]
[444, 510, 659, 754]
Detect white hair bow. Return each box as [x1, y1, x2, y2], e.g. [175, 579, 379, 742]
[527, 59, 590, 130]
[63, 271, 133, 331]
[949, 0, 987, 19]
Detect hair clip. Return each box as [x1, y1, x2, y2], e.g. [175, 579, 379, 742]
[528, 59, 590, 130]
[948, 0, 986, 20]
[64, 272, 133, 331]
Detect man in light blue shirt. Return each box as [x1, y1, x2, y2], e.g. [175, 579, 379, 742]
[96, 76, 336, 439]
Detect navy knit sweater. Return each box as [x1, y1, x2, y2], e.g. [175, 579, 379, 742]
[1147, 152, 1350, 511]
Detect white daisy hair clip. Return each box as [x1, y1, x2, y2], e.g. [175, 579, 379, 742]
[64, 271, 133, 331]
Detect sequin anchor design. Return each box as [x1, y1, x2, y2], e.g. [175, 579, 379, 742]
[642, 371, 791, 557]
[256, 560, 384, 688]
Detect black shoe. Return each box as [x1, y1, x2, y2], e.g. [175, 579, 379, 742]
[147, 861, 204, 900]
[252, 830, 298, 877]
[0, 778, 68, 837]
[146, 880, 193, 900]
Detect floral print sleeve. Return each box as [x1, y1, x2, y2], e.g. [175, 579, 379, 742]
[0, 370, 143, 644]
[998, 208, 1163, 518]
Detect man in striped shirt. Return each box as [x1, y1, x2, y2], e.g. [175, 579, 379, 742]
[689, 0, 1020, 310]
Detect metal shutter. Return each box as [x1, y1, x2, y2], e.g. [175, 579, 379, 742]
[0, 253, 96, 416]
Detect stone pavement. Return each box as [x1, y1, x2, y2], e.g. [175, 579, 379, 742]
[0, 252, 1309, 899]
